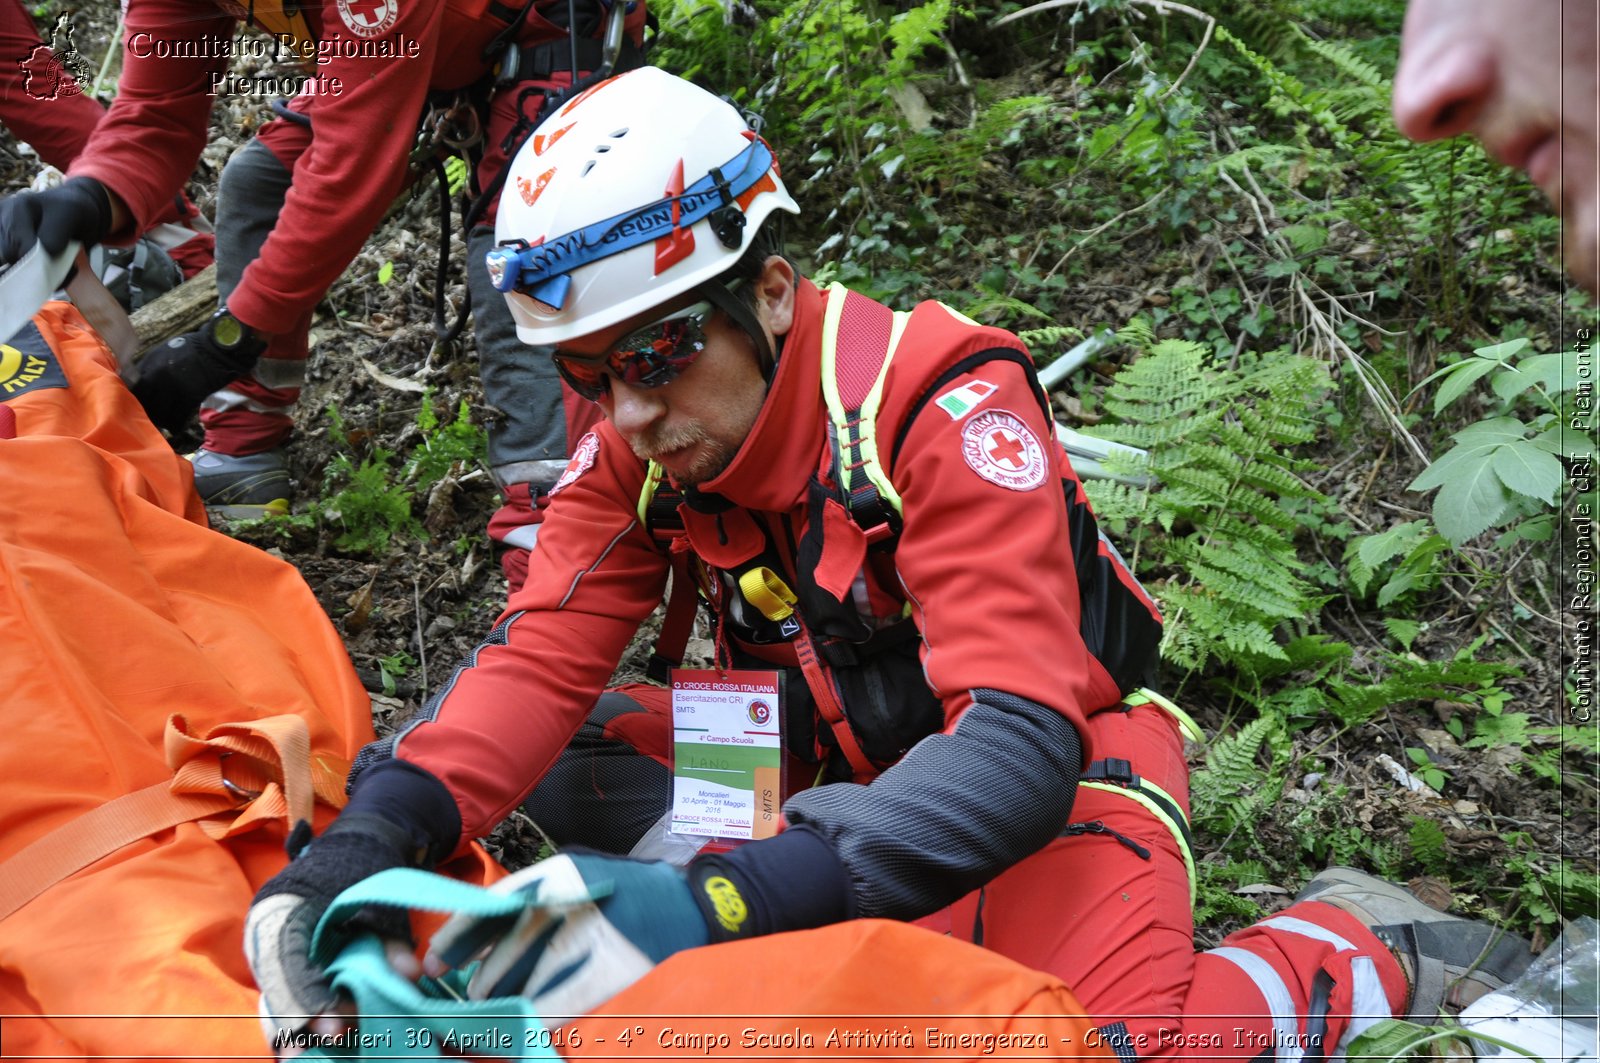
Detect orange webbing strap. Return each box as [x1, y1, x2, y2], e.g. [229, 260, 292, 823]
[0, 785, 238, 924]
[164, 713, 348, 840]
[0, 713, 350, 924]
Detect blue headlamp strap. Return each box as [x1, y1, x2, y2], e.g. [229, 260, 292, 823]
[485, 137, 775, 310]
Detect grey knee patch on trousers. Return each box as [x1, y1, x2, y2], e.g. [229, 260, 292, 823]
[215, 138, 295, 301]
[520, 692, 670, 855]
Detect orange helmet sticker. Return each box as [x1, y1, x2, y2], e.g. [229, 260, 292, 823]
[736, 171, 777, 212]
[555, 73, 628, 120]
[532, 123, 575, 156]
[518, 167, 557, 208]
[654, 159, 695, 275]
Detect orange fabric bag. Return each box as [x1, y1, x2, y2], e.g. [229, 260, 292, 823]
[570, 920, 1111, 1062]
[0, 305, 497, 1059]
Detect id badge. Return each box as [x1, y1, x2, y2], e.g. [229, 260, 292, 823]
[669, 668, 784, 845]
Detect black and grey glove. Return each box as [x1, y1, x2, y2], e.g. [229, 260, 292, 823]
[0, 176, 113, 261]
[243, 813, 419, 1041]
[244, 759, 460, 1046]
[128, 306, 267, 433]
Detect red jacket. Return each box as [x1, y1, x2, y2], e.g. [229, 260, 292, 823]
[68, 0, 616, 333]
[386, 278, 1163, 922]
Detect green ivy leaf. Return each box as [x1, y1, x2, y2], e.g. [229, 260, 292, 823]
[1489, 440, 1564, 503]
[1411, 432, 1520, 544]
[1410, 418, 1529, 491]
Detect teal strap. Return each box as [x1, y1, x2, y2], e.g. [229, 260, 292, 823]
[295, 868, 566, 1060]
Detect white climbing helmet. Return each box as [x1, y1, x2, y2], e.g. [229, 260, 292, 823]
[488, 67, 799, 346]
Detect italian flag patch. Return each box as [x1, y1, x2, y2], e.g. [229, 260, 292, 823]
[934, 379, 999, 419]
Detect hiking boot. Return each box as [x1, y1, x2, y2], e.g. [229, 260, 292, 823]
[1297, 866, 1533, 1022]
[189, 447, 292, 519]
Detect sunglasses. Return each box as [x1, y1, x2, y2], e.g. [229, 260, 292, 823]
[553, 300, 716, 402]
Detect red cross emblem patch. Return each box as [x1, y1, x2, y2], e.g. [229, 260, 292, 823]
[550, 432, 601, 498]
[337, 0, 398, 38]
[960, 409, 1048, 491]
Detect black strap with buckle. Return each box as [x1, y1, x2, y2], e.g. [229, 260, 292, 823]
[494, 36, 609, 87]
[1081, 756, 1197, 861]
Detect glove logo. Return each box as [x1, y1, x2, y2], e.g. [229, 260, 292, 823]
[0, 323, 68, 400]
[701, 875, 748, 934]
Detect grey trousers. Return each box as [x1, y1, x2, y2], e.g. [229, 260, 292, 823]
[213, 138, 573, 482]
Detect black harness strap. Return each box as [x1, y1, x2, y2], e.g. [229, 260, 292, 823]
[1081, 756, 1197, 861]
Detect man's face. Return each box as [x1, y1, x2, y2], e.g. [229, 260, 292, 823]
[561, 259, 793, 487]
[1394, 0, 1599, 292]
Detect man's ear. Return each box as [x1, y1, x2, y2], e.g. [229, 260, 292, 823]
[757, 255, 796, 336]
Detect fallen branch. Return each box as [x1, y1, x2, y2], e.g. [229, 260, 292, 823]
[128, 262, 217, 356]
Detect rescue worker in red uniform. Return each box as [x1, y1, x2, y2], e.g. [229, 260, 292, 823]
[0, 0, 214, 299]
[242, 69, 1531, 1052]
[0, 0, 634, 571]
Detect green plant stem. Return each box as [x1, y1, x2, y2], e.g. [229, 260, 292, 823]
[91, 8, 123, 98]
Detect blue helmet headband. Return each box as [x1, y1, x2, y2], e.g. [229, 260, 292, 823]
[485, 137, 776, 313]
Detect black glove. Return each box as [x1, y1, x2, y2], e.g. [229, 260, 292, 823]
[128, 308, 266, 433]
[244, 813, 420, 1044]
[0, 176, 113, 262]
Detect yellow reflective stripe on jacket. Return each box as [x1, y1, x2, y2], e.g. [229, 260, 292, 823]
[817, 282, 912, 518]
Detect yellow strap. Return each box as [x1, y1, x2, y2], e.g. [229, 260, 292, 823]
[738, 567, 798, 621]
[636, 460, 665, 525]
[1079, 781, 1199, 906]
[1124, 687, 1206, 744]
[0, 713, 349, 924]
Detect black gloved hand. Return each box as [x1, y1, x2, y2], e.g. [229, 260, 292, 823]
[0, 177, 113, 262]
[128, 310, 267, 434]
[244, 813, 421, 1045]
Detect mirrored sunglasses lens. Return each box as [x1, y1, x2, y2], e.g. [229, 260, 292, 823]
[555, 356, 608, 400]
[613, 316, 707, 389]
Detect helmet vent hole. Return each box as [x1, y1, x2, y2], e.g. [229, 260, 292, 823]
[596, 145, 611, 153]
[609, 127, 629, 138]
[581, 160, 597, 177]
